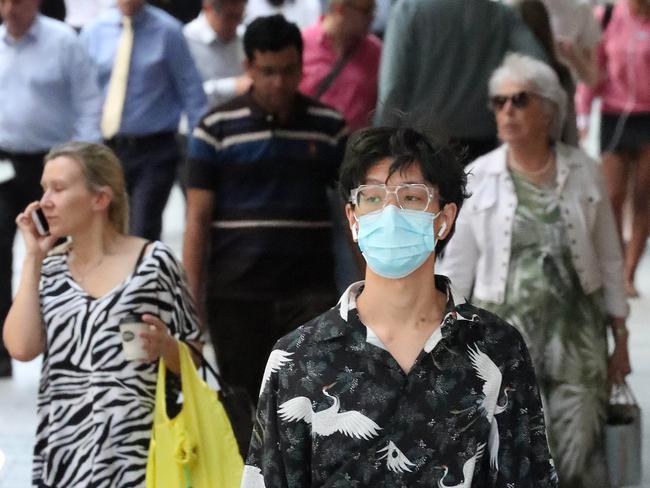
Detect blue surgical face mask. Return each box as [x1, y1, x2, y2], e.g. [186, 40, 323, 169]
[356, 205, 441, 279]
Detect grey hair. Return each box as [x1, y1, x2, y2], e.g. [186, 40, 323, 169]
[488, 53, 567, 141]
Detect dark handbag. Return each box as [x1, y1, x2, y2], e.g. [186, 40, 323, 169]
[605, 382, 642, 487]
[184, 342, 255, 459]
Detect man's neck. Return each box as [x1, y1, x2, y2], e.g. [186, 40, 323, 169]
[118, 4, 145, 19]
[5, 16, 37, 41]
[356, 261, 447, 334]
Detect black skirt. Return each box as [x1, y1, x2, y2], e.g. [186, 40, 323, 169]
[600, 112, 650, 153]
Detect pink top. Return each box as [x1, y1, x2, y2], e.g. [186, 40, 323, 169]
[300, 20, 382, 131]
[577, 1, 650, 114]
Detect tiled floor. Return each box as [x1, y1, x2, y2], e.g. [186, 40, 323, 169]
[1, 183, 649, 487]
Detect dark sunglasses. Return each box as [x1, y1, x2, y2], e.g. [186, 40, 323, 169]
[489, 91, 532, 111]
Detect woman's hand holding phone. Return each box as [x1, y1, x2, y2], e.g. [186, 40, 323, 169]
[16, 202, 58, 259]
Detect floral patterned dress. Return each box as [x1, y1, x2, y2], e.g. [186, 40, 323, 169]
[475, 170, 610, 488]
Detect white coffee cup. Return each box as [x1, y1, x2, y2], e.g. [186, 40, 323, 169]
[119, 315, 149, 361]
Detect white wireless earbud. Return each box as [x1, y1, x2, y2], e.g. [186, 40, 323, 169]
[351, 225, 359, 242]
[437, 222, 447, 238]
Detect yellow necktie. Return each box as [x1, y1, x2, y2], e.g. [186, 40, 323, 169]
[101, 16, 134, 140]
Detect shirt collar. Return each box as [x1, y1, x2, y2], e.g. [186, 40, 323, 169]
[483, 144, 509, 174]
[1, 13, 41, 44]
[554, 141, 584, 193]
[192, 12, 222, 44]
[322, 275, 456, 345]
[243, 89, 310, 124]
[107, 4, 148, 27]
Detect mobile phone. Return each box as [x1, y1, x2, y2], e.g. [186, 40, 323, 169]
[31, 208, 50, 236]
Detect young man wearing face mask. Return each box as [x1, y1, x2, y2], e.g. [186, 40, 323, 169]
[243, 127, 559, 487]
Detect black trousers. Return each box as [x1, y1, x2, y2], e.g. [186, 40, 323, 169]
[0, 150, 47, 361]
[107, 132, 179, 241]
[208, 293, 338, 403]
[207, 292, 337, 453]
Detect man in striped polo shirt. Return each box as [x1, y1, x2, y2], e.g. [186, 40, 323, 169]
[183, 14, 348, 444]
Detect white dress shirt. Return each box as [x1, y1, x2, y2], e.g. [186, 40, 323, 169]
[64, 0, 114, 29]
[244, 0, 321, 29]
[0, 15, 102, 152]
[183, 12, 245, 108]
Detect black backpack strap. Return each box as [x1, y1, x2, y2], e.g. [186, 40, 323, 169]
[602, 3, 614, 31]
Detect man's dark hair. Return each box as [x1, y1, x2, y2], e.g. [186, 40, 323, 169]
[243, 14, 303, 62]
[338, 127, 470, 254]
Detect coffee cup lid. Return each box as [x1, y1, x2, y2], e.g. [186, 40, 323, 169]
[119, 313, 143, 324]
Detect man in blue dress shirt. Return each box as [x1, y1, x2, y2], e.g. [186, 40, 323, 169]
[81, 0, 208, 240]
[0, 0, 103, 377]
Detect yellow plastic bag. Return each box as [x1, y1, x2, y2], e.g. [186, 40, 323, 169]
[146, 342, 244, 488]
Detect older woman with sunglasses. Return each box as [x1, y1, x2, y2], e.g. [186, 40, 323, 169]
[439, 53, 630, 487]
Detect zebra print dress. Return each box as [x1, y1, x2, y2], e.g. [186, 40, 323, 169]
[32, 241, 201, 487]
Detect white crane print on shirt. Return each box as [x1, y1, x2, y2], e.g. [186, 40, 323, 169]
[439, 443, 486, 488]
[241, 465, 266, 488]
[278, 383, 381, 440]
[377, 441, 416, 473]
[467, 344, 512, 471]
[259, 349, 293, 397]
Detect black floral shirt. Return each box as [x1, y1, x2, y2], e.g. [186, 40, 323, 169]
[242, 277, 558, 487]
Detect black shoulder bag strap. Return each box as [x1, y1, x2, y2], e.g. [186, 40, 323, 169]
[183, 341, 255, 459]
[313, 45, 358, 100]
[601, 3, 614, 31]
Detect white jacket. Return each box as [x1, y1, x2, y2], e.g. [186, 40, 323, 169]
[439, 143, 629, 318]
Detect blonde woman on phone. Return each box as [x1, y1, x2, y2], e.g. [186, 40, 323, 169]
[3, 142, 201, 487]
